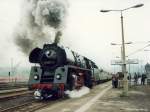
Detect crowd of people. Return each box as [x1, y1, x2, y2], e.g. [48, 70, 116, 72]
[112, 72, 147, 88]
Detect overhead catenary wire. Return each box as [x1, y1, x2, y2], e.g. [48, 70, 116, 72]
[131, 41, 150, 44]
[127, 44, 150, 57]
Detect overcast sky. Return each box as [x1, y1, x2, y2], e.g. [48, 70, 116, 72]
[0, 0, 150, 72]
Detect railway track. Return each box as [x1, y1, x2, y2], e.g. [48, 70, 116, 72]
[0, 88, 34, 111]
[0, 88, 33, 101]
[0, 87, 66, 112]
[0, 98, 66, 112]
[0, 83, 27, 90]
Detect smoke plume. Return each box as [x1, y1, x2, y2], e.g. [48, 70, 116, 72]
[14, 0, 69, 55]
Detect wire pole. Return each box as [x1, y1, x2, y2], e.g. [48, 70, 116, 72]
[120, 12, 128, 96]
[11, 58, 13, 83]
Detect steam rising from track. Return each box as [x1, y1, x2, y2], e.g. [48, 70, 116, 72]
[65, 86, 90, 98]
[14, 0, 68, 55]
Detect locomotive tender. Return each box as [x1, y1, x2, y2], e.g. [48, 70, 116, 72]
[28, 43, 111, 99]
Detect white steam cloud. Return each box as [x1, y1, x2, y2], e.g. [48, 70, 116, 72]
[14, 0, 69, 55]
[65, 86, 90, 98]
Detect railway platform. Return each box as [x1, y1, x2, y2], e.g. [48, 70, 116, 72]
[36, 82, 150, 112]
[85, 85, 150, 112]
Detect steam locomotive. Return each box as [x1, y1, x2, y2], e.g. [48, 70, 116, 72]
[28, 43, 111, 99]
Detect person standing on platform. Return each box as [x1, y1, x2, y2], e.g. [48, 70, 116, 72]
[134, 73, 138, 85]
[112, 74, 118, 88]
[141, 74, 147, 85]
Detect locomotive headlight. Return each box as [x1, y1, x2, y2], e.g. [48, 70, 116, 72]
[45, 50, 51, 58]
[34, 75, 39, 80]
[56, 74, 61, 80]
[45, 50, 56, 59]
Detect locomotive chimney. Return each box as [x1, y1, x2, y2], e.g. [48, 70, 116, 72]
[54, 31, 62, 45]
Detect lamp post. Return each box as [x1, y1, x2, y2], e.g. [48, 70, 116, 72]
[101, 3, 144, 96]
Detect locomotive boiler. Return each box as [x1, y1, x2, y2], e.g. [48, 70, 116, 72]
[28, 43, 111, 99]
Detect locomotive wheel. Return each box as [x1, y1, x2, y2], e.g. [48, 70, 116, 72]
[68, 72, 77, 91]
[51, 89, 64, 99]
[84, 72, 93, 89]
[68, 72, 85, 90]
[57, 89, 64, 98]
[43, 93, 48, 99]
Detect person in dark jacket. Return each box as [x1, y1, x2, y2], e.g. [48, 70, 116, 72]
[112, 74, 118, 88]
[134, 73, 138, 85]
[141, 74, 147, 85]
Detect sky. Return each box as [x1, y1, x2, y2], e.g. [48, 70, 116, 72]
[0, 0, 150, 75]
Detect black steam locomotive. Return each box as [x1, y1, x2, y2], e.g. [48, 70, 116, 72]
[28, 43, 111, 99]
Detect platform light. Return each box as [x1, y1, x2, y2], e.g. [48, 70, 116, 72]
[100, 3, 144, 96]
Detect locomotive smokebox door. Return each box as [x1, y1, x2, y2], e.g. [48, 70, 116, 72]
[54, 66, 68, 83]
